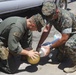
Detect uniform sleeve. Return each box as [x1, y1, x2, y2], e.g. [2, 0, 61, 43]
[62, 16, 72, 34]
[8, 26, 23, 54]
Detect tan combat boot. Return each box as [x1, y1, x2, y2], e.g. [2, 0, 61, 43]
[64, 65, 76, 73]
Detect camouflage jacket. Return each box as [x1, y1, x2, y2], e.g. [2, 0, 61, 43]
[48, 8, 76, 34]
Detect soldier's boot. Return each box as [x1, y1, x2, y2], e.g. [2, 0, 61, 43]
[63, 53, 76, 73]
[0, 59, 11, 74]
[64, 65, 76, 73]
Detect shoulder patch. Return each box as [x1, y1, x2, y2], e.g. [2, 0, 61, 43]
[13, 32, 21, 38]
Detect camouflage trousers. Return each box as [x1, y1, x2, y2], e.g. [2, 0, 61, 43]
[57, 34, 76, 64]
[0, 42, 9, 60]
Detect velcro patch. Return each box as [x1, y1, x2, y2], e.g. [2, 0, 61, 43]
[13, 32, 21, 38]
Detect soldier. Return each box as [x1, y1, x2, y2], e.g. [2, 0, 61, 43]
[36, 1, 76, 73]
[0, 13, 45, 73]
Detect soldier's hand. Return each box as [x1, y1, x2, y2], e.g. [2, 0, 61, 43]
[41, 46, 51, 56]
[27, 50, 39, 60]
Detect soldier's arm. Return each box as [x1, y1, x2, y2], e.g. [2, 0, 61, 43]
[8, 27, 39, 58]
[51, 33, 70, 48]
[51, 16, 72, 48]
[8, 26, 23, 54]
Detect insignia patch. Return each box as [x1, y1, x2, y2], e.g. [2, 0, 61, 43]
[13, 32, 21, 38]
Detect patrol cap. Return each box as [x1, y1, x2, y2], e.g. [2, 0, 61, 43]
[42, 1, 56, 16]
[32, 13, 45, 32]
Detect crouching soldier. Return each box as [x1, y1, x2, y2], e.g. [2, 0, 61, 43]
[37, 1, 76, 73]
[0, 13, 45, 73]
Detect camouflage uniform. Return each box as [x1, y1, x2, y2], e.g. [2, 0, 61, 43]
[0, 14, 45, 73]
[42, 1, 76, 64]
